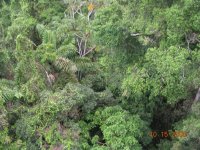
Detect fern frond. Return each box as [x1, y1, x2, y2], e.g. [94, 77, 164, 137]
[16, 34, 36, 50]
[36, 24, 45, 38]
[36, 24, 56, 49]
[73, 57, 95, 72]
[55, 57, 77, 73]
[0, 79, 22, 102]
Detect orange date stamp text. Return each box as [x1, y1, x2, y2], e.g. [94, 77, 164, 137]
[149, 131, 187, 138]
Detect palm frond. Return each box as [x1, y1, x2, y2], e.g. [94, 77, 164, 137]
[55, 57, 77, 73]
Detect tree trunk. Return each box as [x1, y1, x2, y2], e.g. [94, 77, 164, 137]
[194, 88, 200, 103]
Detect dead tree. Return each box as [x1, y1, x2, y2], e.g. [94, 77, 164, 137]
[185, 32, 200, 50]
[194, 88, 200, 103]
[74, 32, 96, 81]
[35, 62, 56, 87]
[67, 1, 86, 19]
[74, 33, 96, 57]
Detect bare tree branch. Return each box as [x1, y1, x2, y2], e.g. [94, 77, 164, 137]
[82, 46, 96, 57]
[131, 30, 157, 37]
[185, 32, 200, 51]
[131, 33, 142, 37]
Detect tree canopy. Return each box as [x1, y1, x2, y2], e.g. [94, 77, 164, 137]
[0, 0, 200, 149]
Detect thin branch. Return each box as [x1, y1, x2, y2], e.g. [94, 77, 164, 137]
[131, 33, 142, 37]
[76, 38, 83, 56]
[74, 33, 83, 39]
[131, 30, 157, 37]
[82, 46, 96, 57]
[35, 62, 53, 87]
[71, 1, 86, 18]
[80, 38, 83, 56]
[83, 39, 87, 57]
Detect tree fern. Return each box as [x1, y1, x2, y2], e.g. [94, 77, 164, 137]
[36, 24, 45, 38]
[55, 57, 77, 73]
[0, 79, 22, 102]
[36, 24, 57, 49]
[42, 30, 56, 46]
[19, 0, 29, 14]
[0, 50, 11, 78]
[16, 34, 35, 51]
[73, 57, 95, 73]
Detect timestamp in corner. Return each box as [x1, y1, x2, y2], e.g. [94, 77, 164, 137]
[148, 130, 188, 138]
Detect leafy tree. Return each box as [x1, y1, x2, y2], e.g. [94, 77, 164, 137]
[84, 106, 151, 150]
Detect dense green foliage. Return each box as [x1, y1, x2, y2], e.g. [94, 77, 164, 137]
[0, 0, 200, 149]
